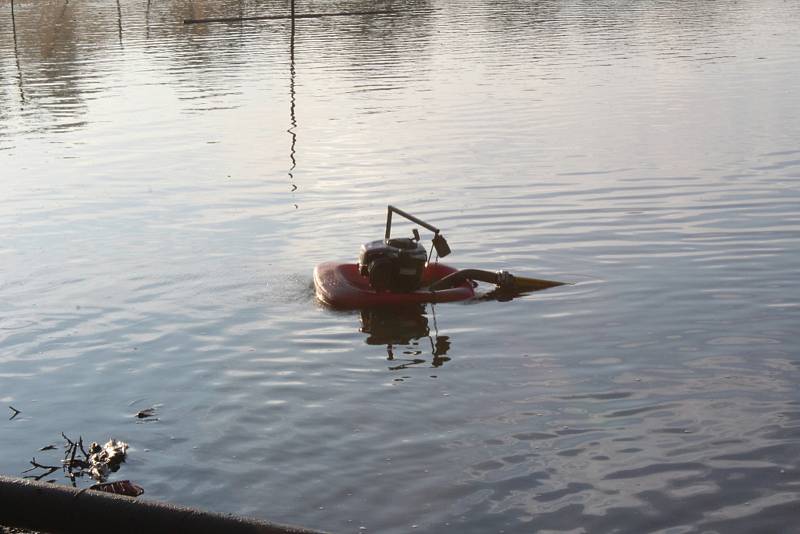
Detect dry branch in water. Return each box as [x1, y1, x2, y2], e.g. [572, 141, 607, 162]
[22, 433, 129, 487]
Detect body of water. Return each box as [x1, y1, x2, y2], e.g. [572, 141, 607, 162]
[1, 1, 799, 532]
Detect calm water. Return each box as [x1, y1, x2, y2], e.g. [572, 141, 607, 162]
[2, 0, 799, 532]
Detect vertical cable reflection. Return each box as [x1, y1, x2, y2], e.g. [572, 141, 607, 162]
[238, 0, 244, 39]
[10, 0, 26, 105]
[145, 0, 151, 40]
[287, 5, 298, 208]
[116, 0, 123, 46]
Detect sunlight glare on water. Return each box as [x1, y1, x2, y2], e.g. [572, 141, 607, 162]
[1, 0, 799, 532]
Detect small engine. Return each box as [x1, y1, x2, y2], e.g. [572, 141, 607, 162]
[358, 205, 452, 293]
[358, 237, 428, 292]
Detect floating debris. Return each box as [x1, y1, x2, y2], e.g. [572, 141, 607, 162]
[135, 407, 157, 420]
[89, 480, 144, 497]
[21, 458, 60, 480]
[86, 439, 128, 481]
[8, 406, 21, 420]
[23, 434, 132, 486]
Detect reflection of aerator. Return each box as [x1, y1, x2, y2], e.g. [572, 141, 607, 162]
[314, 205, 567, 308]
[359, 306, 451, 368]
[360, 306, 429, 345]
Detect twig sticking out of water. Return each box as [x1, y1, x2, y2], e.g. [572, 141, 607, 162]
[22, 458, 60, 481]
[61, 433, 87, 486]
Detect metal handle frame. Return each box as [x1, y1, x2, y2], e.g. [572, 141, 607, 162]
[385, 205, 440, 240]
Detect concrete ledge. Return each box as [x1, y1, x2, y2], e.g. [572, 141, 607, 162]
[0, 476, 324, 534]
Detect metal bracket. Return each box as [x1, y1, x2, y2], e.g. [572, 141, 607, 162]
[384, 205, 451, 257]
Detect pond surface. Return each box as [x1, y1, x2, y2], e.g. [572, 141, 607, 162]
[2, 1, 799, 532]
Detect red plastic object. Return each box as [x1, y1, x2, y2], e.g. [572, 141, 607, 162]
[89, 480, 145, 497]
[313, 262, 475, 309]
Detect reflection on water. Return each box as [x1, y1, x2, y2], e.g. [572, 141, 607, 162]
[360, 305, 452, 369]
[115, 0, 123, 46]
[9, 0, 24, 105]
[287, 10, 298, 201]
[2, 0, 800, 532]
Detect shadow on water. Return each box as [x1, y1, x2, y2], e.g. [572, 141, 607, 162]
[359, 305, 452, 370]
